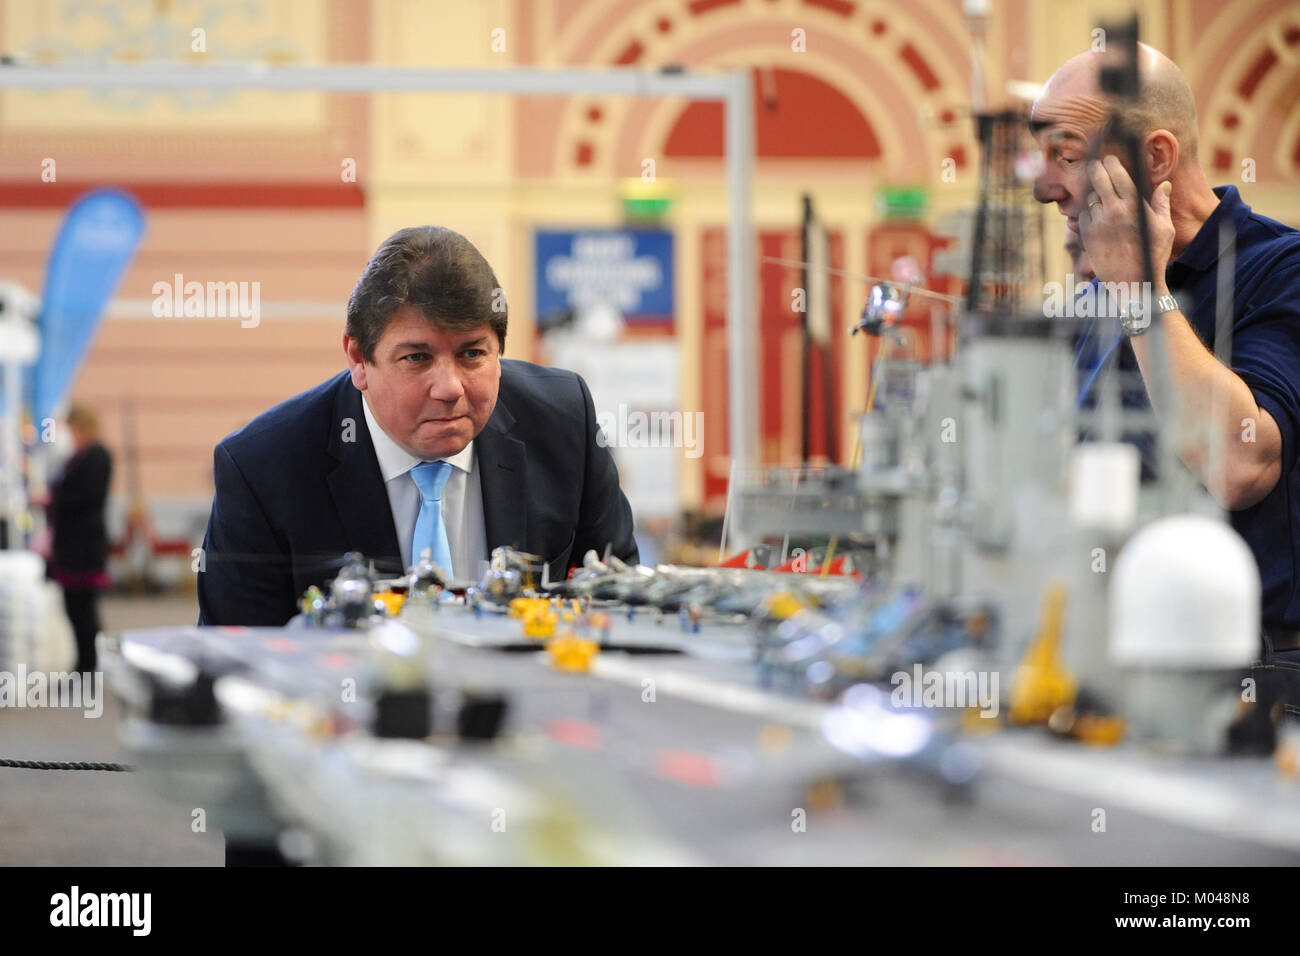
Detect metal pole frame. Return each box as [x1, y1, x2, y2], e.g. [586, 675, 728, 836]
[0, 62, 760, 471]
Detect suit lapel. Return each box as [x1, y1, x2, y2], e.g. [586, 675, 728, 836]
[325, 375, 403, 574]
[476, 399, 528, 552]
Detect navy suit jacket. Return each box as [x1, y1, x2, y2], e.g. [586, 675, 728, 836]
[197, 359, 637, 626]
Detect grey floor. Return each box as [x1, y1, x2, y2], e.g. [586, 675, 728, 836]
[0, 593, 225, 866]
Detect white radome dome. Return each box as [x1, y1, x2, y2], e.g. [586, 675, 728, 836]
[1110, 514, 1260, 669]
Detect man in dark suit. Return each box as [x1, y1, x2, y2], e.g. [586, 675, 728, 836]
[198, 226, 637, 626]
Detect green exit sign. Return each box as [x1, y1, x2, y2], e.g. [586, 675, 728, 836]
[621, 177, 674, 220]
[876, 187, 928, 220]
[622, 195, 674, 219]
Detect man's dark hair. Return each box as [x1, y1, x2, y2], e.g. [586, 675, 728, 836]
[346, 226, 507, 363]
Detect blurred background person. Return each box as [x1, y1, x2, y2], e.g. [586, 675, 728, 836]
[46, 404, 113, 674]
[1065, 225, 1096, 283]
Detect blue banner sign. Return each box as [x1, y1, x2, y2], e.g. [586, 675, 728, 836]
[535, 229, 673, 325]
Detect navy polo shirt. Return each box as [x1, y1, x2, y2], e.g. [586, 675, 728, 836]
[1075, 185, 1300, 630]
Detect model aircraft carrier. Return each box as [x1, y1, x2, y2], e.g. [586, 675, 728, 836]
[101, 547, 1300, 866]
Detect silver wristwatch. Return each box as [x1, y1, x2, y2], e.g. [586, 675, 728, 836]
[1120, 294, 1179, 336]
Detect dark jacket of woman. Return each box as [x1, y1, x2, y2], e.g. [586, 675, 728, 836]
[50, 443, 112, 574]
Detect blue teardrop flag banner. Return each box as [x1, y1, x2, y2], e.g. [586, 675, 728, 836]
[29, 188, 146, 422]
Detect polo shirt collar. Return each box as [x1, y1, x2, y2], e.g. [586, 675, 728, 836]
[1167, 185, 1251, 278]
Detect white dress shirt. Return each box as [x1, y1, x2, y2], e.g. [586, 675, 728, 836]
[361, 394, 489, 581]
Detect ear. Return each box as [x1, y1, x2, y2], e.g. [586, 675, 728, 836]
[343, 332, 368, 390]
[1144, 128, 1179, 184]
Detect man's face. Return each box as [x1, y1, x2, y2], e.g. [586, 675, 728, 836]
[344, 305, 501, 460]
[1030, 72, 1110, 237]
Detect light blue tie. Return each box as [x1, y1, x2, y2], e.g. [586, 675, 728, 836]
[409, 460, 454, 578]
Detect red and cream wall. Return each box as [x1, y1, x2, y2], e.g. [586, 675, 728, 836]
[0, 0, 1295, 524]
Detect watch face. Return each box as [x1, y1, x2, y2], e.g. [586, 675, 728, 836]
[1122, 311, 1151, 335]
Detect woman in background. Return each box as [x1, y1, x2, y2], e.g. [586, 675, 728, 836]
[48, 404, 113, 674]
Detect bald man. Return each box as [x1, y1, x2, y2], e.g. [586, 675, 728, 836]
[1031, 44, 1300, 647]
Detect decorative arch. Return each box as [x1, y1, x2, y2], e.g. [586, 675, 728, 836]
[1189, 3, 1300, 181]
[662, 68, 882, 159]
[540, 0, 975, 180]
[614, 40, 930, 180]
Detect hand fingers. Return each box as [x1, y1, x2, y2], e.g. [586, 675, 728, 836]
[1151, 179, 1173, 217]
[1077, 204, 1093, 242]
[1142, 196, 1171, 229]
[1102, 155, 1135, 200]
[1087, 159, 1120, 204]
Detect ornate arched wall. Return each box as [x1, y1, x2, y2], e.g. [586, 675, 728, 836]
[1, 0, 1294, 523]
